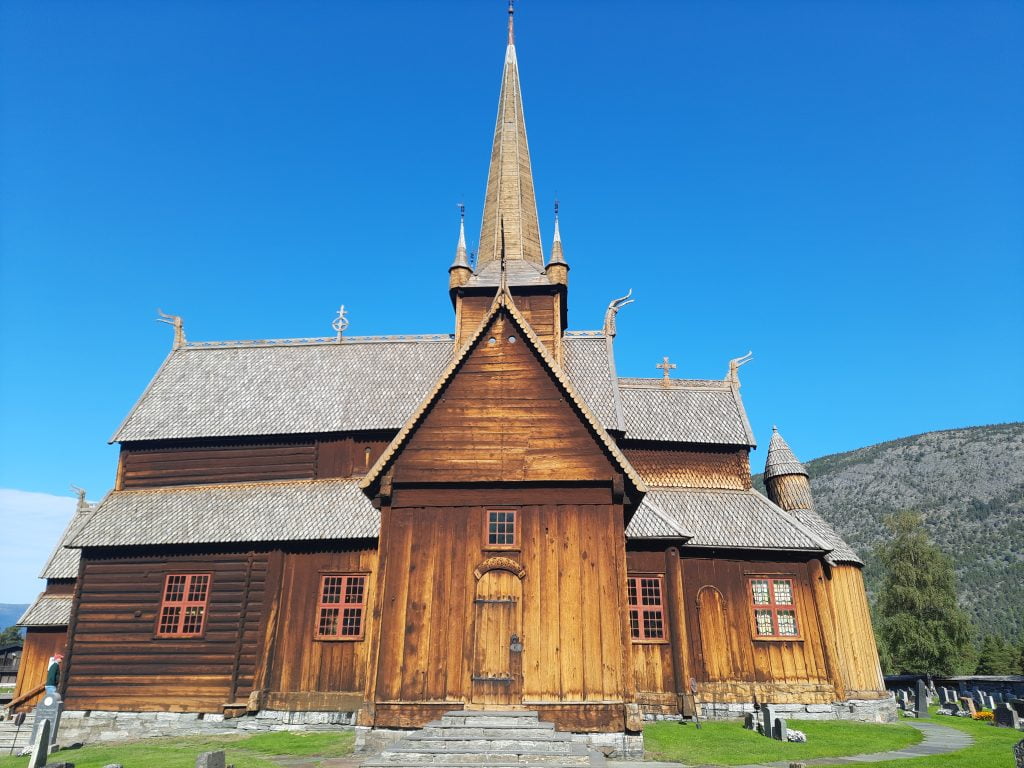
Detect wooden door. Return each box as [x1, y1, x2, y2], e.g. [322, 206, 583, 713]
[470, 569, 523, 706]
[697, 586, 736, 681]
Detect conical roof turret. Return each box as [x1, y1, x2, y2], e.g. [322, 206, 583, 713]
[764, 426, 808, 480]
[474, 3, 545, 284]
[449, 205, 473, 294]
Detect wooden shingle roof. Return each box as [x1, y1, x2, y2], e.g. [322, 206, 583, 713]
[18, 596, 73, 627]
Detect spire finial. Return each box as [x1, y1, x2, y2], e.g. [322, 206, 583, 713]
[458, 201, 467, 249]
[553, 198, 560, 242]
[508, 0, 515, 45]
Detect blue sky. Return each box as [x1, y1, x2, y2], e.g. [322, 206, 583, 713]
[1, 2, 1022, 601]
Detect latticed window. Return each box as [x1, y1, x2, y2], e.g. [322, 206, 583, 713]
[486, 509, 517, 547]
[627, 575, 666, 641]
[156, 573, 211, 637]
[749, 577, 799, 638]
[316, 575, 366, 640]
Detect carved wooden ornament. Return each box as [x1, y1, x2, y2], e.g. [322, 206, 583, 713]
[474, 556, 526, 580]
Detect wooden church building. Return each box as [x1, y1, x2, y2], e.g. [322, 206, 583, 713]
[16, 8, 891, 738]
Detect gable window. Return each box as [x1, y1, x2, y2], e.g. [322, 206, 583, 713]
[749, 577, 800, 638]
[486, 509, 517, 547]
[156, 573, 211, 637]
[315, 574, 366, 640]
[627, 575, 666, 641]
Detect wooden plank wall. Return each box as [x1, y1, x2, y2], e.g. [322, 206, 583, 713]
[455, 293, 560, 355]
[12, 627, 67, 712]
[64, 550, 270, 712]
[827, 565, 887, 697]
[395, 311, 616, 485]
[374, 489, 630, 729]
[120, 435, 391, 489]
[626, 551, 837, 707]
[269, 547, 377, 699]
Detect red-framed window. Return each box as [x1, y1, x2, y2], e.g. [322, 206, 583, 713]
[315, 574, 367, 640]
[749, 577, 800, 638]
[627, 575, 666, 641]
[156, 573, 211, 637]
[486, 509, 517, 547]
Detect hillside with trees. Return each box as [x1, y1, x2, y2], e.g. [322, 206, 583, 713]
[755, 423, 1024, 641]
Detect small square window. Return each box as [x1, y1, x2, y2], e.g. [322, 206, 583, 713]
[156, 573, 211, 638]
[627, 575, 666, 641]
[316, 575, 366, 640]
[748, 577, 800, 639]
[486, 510, 517, 547]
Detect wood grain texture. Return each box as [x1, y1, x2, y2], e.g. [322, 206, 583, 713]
[11, 628, 67, 712]
[623, 447, 751, 490]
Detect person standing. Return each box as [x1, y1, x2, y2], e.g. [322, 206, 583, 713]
[44, 653, 63, 693]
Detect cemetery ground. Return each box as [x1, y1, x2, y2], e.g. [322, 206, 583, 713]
[0, 730, 355, 768]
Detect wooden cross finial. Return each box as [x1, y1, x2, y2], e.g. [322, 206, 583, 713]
[656, 356, 676, 381]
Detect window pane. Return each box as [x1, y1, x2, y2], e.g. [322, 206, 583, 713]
[754, 609, 774, 635]
[628, 608, 640, 638]
[165, 575, 186, 602]
[159, 606, 181, 635]
[772, 580, 793, 606]
[318, 607, 340, 637]
[181, 606, 205, 634]
[487, 510, 516, 545]
[345, 577, 365, 605]
[777, 610, 798, 636]
[322, 576, 344, 604]
[341, 607, 363, 636]
[627, 579, 638, 607]
[643, 609, 664, 639]
[640, 578, 662, 606]
[751, 579, 770, 605]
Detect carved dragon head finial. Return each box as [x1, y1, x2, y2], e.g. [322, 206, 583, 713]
[727, 350, 754, 386]
[69, 484, 88, 512]
[156, 309, 186, 350]
[603, 289, 634, 338]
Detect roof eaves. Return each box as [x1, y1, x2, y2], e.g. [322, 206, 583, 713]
[746, 489, 833, 553]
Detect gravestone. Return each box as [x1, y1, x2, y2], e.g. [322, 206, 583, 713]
[196, 751, 225, 768]
[29, 690, 63, 749]
[761, 704, 777, 737]
[743, 712, 755, 730]
[1010, 700, 1024, 718]
[945, 700, 961, 715]
[772, 716, 787, 741]
[896, 691, 908, 710]
[995, 692, 1005, 704]
[28, 719, 50, 768]
[938, 687, 950, 704]
[986, 695, 997, 711]
[974, 690, 986, 710]
[915, 678, 930, 719]
[960, 697, 977, 717]
[995, 703, 1022, 730]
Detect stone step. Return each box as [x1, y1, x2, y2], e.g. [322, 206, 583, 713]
[440, 715, 544, 729]
[419, 729, 557, 741]
[388, 739, 577, 753]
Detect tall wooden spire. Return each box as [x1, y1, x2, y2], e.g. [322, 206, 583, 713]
[475, 1, 544, 280]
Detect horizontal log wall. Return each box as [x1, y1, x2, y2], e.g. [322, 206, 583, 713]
[64, 550, 270, 712]
[119, 435, 391, 489]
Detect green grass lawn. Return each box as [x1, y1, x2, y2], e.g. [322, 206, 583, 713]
[0, 730, 355, 768]
[644, 717, 922, 766]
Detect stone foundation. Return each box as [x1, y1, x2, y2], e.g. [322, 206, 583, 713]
[691, 697, 897, 723]
[55, 709, 357, 745]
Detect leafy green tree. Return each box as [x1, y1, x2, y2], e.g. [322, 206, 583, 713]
[976, 634, 1018, 674]
[0, 625, 23, 645]
[873, 510, 975, 675]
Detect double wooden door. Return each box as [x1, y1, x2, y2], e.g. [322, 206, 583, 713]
[470, 569, 523, 706]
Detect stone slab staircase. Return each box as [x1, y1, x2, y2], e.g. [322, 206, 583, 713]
[0, 719, 32, 755]
[361, 710, 605, 768]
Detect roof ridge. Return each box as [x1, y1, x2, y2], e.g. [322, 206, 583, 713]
[618, 377, 732, 390]
[182, 333, 455, 350]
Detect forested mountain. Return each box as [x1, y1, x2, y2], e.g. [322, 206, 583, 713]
[755, 423, 1024, 640]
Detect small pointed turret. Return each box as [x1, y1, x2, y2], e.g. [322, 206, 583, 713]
[764, 426, 815, 511]
[449, 204, 473, 295]
[545, 201, 569, 286]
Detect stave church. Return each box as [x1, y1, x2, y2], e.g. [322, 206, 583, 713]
[15, 6, 891, 744]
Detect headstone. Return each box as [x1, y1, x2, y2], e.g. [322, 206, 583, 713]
[743, 712, 755, 730]
[196, 751, 226, 768]
[761, 704, 777, 737]
[986, 695, 997, 711]
[974, 690, 986, 710]
[938, 687, 949, 704]
[995, 703, 1022, 730]
[28, 718, 50, 768]
[946, 699, 960, 714]
[995, 692, 1005, 704]
[1011, 700, 1024, 718]
[772, 717, 787, 741]
[897, 690, 908, 709]
[915, 678, 930, 719]
[29, 690, 63, 749]
[960, 697, 977, 717]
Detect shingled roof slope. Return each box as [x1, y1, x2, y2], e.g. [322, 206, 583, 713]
[764, 427, 808, 479]
[626, 487, 831, 553]
[38, 499, 96, 579]
[618, 379, 755, 447]
[68, 479, 378, 548]
[112, 337, 457, 442]
[18, 596, 74, 627]
[787, 508, 863, 565]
